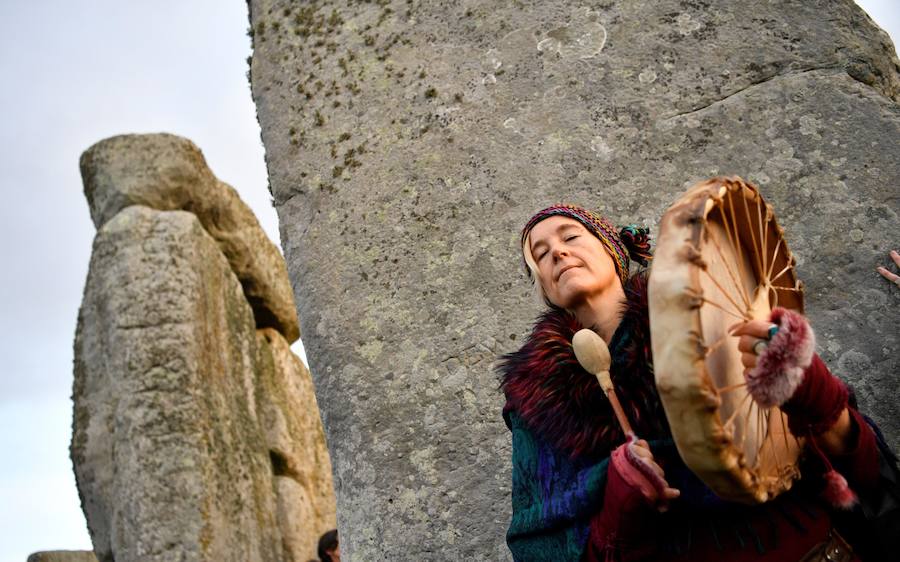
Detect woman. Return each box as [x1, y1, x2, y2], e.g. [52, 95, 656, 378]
[499, 204, 897, 561]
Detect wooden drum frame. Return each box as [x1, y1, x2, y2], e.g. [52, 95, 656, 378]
[649, 177, 805, 504]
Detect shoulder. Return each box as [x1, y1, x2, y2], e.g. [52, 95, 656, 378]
[498, 307, 581, 388]
[498, 309, 622, 459]
[497, 308, 583, 433]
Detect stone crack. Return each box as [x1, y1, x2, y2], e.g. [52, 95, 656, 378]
[661, 67, 848, 122]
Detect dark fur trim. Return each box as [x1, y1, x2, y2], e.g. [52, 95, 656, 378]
[499, 273, 670, 460]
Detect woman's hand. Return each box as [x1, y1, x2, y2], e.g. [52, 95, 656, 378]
[590, 439, 678, 557]
[730, 319, 777, 374]
[731, 311, 853, 456]
[612, 438, 680, 512]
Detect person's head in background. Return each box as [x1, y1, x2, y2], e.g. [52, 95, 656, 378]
[318, 529, 340, 562]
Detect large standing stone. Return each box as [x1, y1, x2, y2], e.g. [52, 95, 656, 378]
[72, 135, 336, 562]
[73, 134, 336, 562]
[249, 1, 899, 559]
[80, 134, 300, 343]
[72, 206, 281, 561]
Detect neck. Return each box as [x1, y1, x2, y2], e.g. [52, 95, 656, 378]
[572, 280, 627, 343]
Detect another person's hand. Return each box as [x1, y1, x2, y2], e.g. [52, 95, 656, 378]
[876, 249, 900, 287]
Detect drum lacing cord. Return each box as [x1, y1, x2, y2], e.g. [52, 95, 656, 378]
[706, 513, 768, 554]
[659, 515, 693, 556]
[743, 518, 766, 554]
[709, 520, 723, 551]
[761, 507, 780, 552]
[774, 502, 808, 533]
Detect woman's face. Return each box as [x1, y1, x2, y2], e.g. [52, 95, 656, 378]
[528, 216, 619, 309]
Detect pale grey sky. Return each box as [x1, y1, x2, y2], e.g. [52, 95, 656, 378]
[0, 2, 896, 560]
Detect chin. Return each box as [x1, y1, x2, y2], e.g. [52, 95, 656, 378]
[552, 286, 591, 309]
[552, 277, 614, 309]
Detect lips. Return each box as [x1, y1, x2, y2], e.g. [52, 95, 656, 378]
[556, 264, 579, 281]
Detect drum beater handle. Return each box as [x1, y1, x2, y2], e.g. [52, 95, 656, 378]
[572, 329, 635, 438]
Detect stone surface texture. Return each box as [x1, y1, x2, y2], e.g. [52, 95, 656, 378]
[73, 206, 282, 562]
[80, 133, 300, 343]
[72, 136, 335, 562]
[256, 327, 337, 561]
[27, 552, 99, 562]
[248, 1, 900, 560]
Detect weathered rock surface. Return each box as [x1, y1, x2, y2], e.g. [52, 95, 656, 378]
[72, 136, 337, 561]
[73, 206, 281, 561]
[249, 1, 899, 560]
[80, 134, 299, 343]
[27, 552, 98, 562]
[256, 328, 337, 561]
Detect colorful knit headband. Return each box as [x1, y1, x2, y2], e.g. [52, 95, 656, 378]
[521, 204, 652, 284]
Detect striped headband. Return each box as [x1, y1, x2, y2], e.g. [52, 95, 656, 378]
[521, 204, 651, 284]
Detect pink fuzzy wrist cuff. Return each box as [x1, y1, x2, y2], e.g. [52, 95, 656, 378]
[745, 307, 816, 408]
[743, 308, 858, 509]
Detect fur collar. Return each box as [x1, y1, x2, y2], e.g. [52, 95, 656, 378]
[499, 273, 670, 461]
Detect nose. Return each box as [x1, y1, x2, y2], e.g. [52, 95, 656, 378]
[552, 245, 569, 260]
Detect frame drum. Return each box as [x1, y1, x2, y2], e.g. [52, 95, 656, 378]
[649, 177, 804, 504]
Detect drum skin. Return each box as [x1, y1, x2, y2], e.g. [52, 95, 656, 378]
[648, 177, 804, 504]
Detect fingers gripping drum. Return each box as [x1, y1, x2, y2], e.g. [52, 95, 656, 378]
[744, 307, 817, 409]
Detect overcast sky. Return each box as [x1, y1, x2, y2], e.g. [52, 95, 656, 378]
[0, 2, 896, 560]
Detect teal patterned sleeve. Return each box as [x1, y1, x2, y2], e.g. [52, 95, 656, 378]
[505, 410, 610, 561]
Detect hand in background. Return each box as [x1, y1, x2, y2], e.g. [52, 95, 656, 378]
[876, 250, 900, 287]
